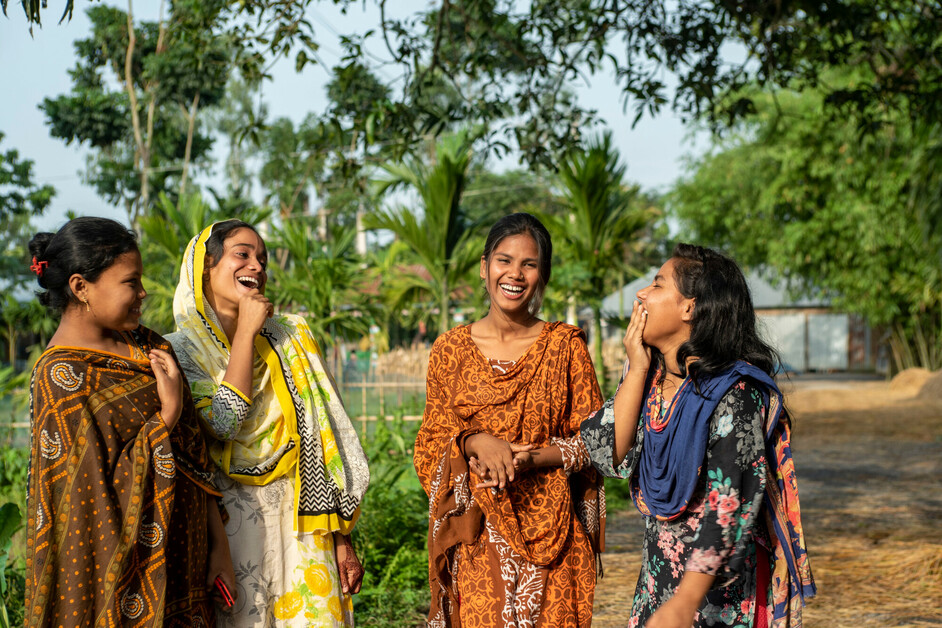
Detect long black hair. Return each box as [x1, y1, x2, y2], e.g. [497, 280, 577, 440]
[666, 243, 780, 383]
[481, 212, 552, 316]
[28, 217, 139, 314]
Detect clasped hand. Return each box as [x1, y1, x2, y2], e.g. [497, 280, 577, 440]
[465, 432, 535, 490]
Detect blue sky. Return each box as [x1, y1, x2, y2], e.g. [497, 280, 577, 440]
[0, 2, 707, 230]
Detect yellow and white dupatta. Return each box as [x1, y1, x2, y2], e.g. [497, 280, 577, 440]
[168, 224, 369, 534]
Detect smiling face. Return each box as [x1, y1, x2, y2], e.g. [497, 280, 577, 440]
[635, 258, 696, 352]
[480, 233, 543, 318]
[83, 250, 146, 332]
[203, 227, 268, 315]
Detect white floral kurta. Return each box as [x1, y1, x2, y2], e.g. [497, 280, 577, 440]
[215, 474, 353, 627]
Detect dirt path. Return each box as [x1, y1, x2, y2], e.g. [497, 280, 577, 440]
[591, 376, 942, 627]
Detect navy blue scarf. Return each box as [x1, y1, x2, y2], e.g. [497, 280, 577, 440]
[631, 361, 777, 520]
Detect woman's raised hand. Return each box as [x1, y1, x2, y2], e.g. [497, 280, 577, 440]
[236, 289, 272, 339]
[149, 348, 182, 429]
[624, 299, 651, 373]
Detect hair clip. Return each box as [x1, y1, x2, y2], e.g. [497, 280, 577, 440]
[30, 256, 48, 277]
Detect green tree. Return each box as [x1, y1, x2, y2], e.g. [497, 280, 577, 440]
[18, 2, 942, 166]
[267, 217, 374, 350]
[542, 132, 661, 384]
[672, 73, 942, 370]
[0, 133, 55, 290]
[367, 130, 482, 336]
[39, 3, 233, 224]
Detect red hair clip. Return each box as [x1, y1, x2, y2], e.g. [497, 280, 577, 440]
[30, 256, 48, 277]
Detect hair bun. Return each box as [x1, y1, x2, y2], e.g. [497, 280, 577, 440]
[28, 232, 54, 260]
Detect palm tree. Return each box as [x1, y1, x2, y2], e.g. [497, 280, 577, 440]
[367, 130, 482, 336]
[267, 216, 375, 351]
[542, 132, 660, 385]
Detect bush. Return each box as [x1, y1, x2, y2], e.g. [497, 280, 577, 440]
[353, 415, 430, 626]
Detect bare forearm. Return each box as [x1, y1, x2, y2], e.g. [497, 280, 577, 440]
[673, 570, 716, 614]
[527, 445, 562, 468]
[612, 370, 647, 464]
[207, 500, 227, 550]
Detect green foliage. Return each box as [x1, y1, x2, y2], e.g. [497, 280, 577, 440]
[672, 73, 942, 370]
[0, 502, 24, 628]
[39, 3, 237, 222]
[541, 132, 662, 384]
[353, 416, 429, 626]
[368, 130, 484, 336]
[267, 217, 374, 348]
[0, 132, 56, 223]
[0, 448, 28, 628]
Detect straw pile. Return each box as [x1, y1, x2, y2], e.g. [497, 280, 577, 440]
[802, 536, 942, 626]
[374, 346, 431, 379]
[889, 367, 933, 394]
[917, 370, 942, 401]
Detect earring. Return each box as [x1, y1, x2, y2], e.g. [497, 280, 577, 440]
[81, 296, 90, 312]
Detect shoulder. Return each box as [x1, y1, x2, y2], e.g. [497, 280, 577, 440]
[545, 321, 588, 347]
[33, 349, 91, 393]
[430, 325, 469, 352]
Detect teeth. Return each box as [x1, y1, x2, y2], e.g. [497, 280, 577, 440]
[238, 276, 259, 288]
[500, 284, 523, 293]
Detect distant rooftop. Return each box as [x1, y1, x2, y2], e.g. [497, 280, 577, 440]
[596, 267, 829, 319]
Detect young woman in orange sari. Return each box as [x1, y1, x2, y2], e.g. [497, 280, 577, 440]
[414, 212, 604, 627]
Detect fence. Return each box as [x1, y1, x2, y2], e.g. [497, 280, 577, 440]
[1, 346, 433, 448]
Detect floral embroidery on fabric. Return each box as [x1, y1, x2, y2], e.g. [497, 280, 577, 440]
[153, 445, 176, 479]
[39, 429, 61, 460]
[50, 362, 83, 391]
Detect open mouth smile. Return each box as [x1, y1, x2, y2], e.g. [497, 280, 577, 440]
[499, 283, 526, 298]
[237, 276, 260, 289]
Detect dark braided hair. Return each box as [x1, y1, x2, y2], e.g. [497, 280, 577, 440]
[28, 217, 138, 314]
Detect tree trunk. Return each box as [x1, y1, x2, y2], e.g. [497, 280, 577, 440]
[178, 91, 201, 203]
[7, 324, 15, 367]
[439, 278, 450, 336]
[593, 305, 604, 390]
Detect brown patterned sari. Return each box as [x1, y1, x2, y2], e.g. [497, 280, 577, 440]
[25, 326, 220, 627]
[414, 322, 605, 627]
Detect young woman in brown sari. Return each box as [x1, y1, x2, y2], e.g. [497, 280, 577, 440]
[25, 217, 232, 627]
[414, 212, 605, 627]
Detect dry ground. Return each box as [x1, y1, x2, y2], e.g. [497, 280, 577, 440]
[591, 374, 942, 627]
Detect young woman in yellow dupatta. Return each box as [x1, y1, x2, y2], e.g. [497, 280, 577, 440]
[167, 220, 370, 627]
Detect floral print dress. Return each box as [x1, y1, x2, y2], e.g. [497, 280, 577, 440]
[582, 379, 770, 627]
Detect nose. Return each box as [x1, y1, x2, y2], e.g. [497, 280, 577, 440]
[636, 287, 649, 302]
[139, 284, 147, 299]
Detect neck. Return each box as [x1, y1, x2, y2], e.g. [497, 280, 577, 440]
[477, 307, 539, 339]
[211, 302, 239, 342]
[51, 309, 123, 352]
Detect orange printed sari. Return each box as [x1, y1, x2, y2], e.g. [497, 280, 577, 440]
[414, 322, 604, 627]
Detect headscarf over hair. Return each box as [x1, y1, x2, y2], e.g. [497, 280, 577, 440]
[169, 223, 369, 534]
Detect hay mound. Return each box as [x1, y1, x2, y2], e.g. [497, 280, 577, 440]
[889, 367, 932, 394]
[918, 370, 942, 400]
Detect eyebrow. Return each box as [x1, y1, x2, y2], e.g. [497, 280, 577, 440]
[495, 252, 539, 262]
